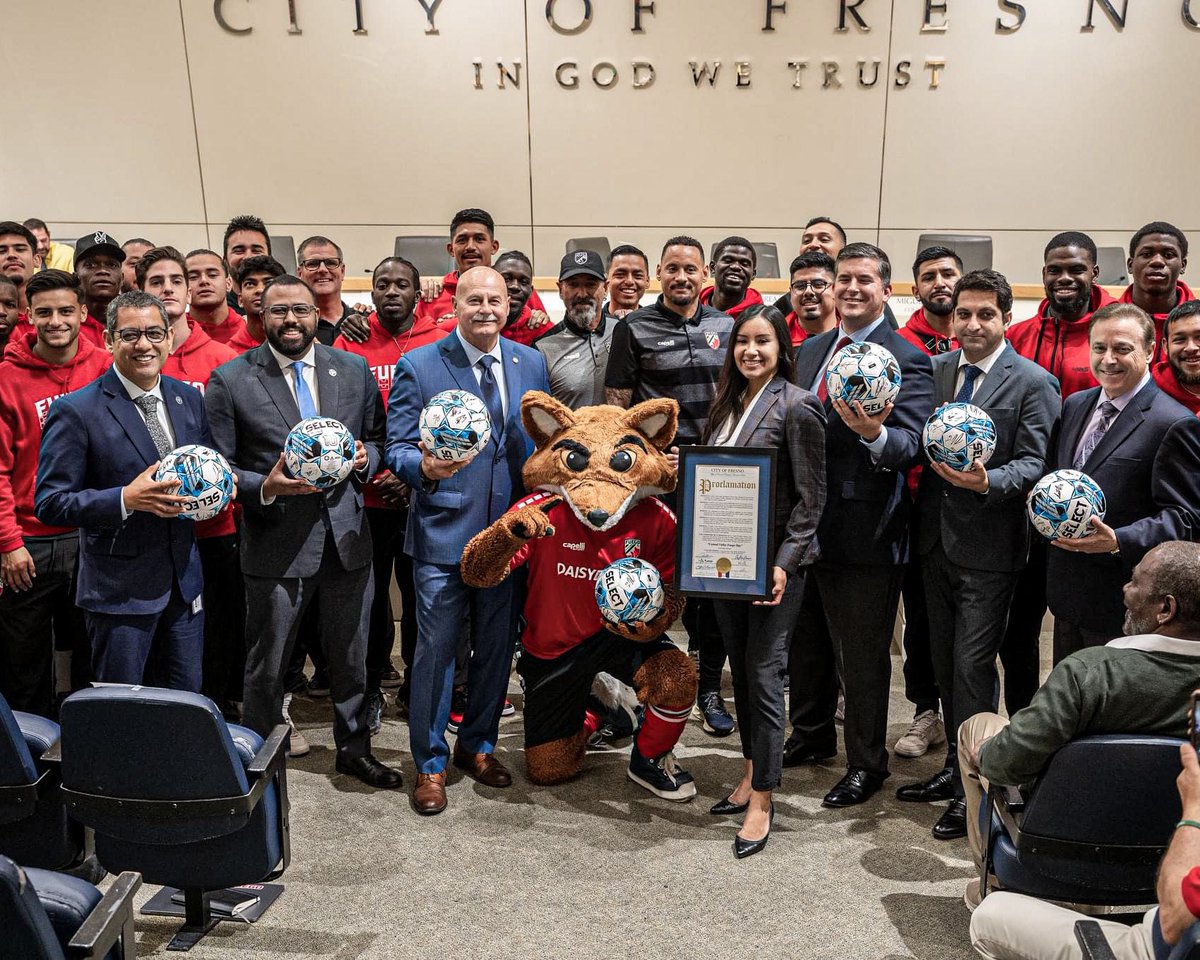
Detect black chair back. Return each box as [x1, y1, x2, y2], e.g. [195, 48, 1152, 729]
[0, 855, 65, 960]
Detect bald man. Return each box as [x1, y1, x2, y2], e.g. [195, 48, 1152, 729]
[386, 266, 550, 815]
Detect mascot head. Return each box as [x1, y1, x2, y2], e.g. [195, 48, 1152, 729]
[521, 392, 678, 532]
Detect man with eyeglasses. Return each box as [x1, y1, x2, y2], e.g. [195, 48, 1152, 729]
[783, 251, 838, 346]
[205, 276, 400, 789]
[35, 290, 216, 690]
[296, 235, 370, 346]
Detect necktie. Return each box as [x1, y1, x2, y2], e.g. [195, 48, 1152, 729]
[816, 335, 853, 403]
[1074, 400, 1118, 470]
[134, 394, 172, 457]
[954, 365, 982, 404]
[477, 356, 505, 439]
[291, 361, 318, 419]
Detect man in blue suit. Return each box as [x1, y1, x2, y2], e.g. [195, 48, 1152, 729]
[35, 290, 214, 690]
[387, 265, 549, 815]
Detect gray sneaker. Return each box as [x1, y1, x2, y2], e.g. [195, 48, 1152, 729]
[894, 709, 946, 758]
[282, 693, 310, 757]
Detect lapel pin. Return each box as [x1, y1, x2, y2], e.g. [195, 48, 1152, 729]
[329, 369, 337, 377]
[175, 396, 183, 404]
[512, 356, 519, 364]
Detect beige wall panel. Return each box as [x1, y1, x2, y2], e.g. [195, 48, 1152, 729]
[50, 222, 213, 255]
[526, 0, 887, 231]
[0, 1, 204, 224]
[180, 0, 532, 227]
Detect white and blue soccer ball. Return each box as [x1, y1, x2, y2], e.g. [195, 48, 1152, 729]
[595, 558, 665, 627]
[284, 417, 356, 489]
[419, 389, 491, 463]
[923, 402, 997, 471]
[1026, 469, 1107, 540]
[824, 342, 902, 415]
[155, 445, 235, 521]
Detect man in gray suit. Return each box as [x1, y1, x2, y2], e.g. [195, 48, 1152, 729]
[894, 270, 1061, 839]
[205, 275, 401, 788]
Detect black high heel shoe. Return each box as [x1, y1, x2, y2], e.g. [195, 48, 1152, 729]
[709, 794, 750, 816]
[733, 803, 775, 859]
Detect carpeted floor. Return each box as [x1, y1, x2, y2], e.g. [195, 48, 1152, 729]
[117, 642, 1005, 960]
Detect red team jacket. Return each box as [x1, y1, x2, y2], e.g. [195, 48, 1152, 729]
[508, 492, 677, 661]
[416, 271, 546, 325]
[698, 286, 764, 319]
[1006, 286, 1117, 397]
[79, 312, 108, 348]
[1120, 281, 1196, 363]
[897, 307, 957, 356]
[187, 306, 249, 347]
[0, 331, 112, 551]
[1152, 358, 1200, 416]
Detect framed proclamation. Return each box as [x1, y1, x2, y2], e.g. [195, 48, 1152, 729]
[674, 446, 778, 601]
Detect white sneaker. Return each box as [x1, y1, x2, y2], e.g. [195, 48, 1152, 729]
[282, 693, 310, 757]
[834, 691, 846, 723]
[963, 878, 981, 913]
[894, 709, 946, 758]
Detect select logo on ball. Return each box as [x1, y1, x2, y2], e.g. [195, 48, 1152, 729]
[154, 445, 235, 521]
[419, 389, 492, 463]
[283, 417, 356, 489]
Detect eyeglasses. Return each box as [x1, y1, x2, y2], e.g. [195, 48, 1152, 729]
[113, 327, 168, 344]
[299, 258, 342, 271]
[266, 303, 318, 319]
[791, 279, 830, 293]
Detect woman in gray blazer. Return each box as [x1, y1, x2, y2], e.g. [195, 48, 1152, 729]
[702, 305, 827, 858]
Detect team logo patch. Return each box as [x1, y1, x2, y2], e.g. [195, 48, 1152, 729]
[94, 231, 107, 244]
[624, 537, 641, 558]
[574, 251, 588, 264]
[705, 332, 720, 350]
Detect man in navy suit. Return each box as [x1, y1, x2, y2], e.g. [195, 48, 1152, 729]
[1048, 301, 1200, 660]
[387, 266, 549, 815]
[789, 242, 935, 807]
[35, 290, 214, 690]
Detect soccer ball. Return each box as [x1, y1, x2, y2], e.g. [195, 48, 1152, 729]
[155, 445, 235, 521]
[284, 417, 356, 489]
[595, 558, 665, 627]
[419, 389, 492, 463]
[923, 403, 997, 471]
[824, 342, 902, 415]
[1026, 469, 1107, 540]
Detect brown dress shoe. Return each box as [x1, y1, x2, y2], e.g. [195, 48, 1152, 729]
[413, 771, 447, 815]
[452, 743, 512, 787]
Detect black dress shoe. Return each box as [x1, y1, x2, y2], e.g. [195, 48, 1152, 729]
[335, 753, 403, 789]
[822, 767, 888, 808]
[895, 766, 955, 803]
[932, 798, 968, 840]
[781, 741, 837, 767]
[733, 804, 775, 859]
[710, 794, 750, 816]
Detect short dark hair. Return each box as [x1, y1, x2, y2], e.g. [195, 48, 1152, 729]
[836, 242, 891, 285]
[1163, 299, 1200, 341]
[712, 236, 756, 266]
[0, 276, 16, 292]
[660, 235, 705, 260]
[951, 269, 1013, 314]
[449, 208, 495, 239]
[260, 274, 317, 305]
[1045, 231, 1098, 265]
[122, 237, 154, 249]
[0, 221, 38, 251]
[185, 248, 229, 276]
[372, 256, 421, 288]
[25, 269, 83, 306]
[135, 246, 186, 288]
[223, 215, 271, 256]
[1089, 301, 1155, 350]
[1129, 221, 1189, 260]
[912, 245, 963, 279]
[495, 250, 533, 271]
[297, 236, 343, 262]
[789, 251, 836, 277]
[607, 244, 648, 271]
[22, 218, 49, 234]
[235, 255, 286, 287]
[804, 216, 847, 245]
[105, 290, 168, 334]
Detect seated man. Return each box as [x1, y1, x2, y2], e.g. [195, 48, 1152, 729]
[959, 541, 1200, 908]
[970, 734, 1200, 959]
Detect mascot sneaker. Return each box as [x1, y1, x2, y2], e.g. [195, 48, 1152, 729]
[627, 743, 697, 801]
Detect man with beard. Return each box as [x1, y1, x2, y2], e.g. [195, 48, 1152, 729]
[0, 221, 41, 321]
[957, 541, 1200, 911]
[120, 239, 154, 294]
[228, 256, 285, 352]
[205, 275, 400, 788]
[1153, 301, 1200, 415]
[606, 244, 650, 319]
[0, 277, 19, 353]
[22, 219, 73, 273]
[495, 250, 550, 347]
[333, 256, 448, 728]
[1121, 221, 1192, 360]
[900, 247, 961, 355]
[700, 236, 763, 318]
[186, 248, 248, 347]
[782, 251, 838, 347]
[605, 236, 735, 737]
[73, 231, 125, 348]
[537, 250, 612, 409]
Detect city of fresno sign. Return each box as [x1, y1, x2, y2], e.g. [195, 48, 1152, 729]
[213, 0, 1200, 92]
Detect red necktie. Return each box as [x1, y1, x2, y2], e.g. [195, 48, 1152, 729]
[816, 335, 853, 403]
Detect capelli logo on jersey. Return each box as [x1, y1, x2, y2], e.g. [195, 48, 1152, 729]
[656, 339, 676, 347]
[562, 541, 586, 551]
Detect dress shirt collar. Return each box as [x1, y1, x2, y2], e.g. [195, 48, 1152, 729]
[456, 327, 502, 368]
[841, 315, 888, 343]
[1097, 369, 1151, 412]
[1107, 633, 1200, 657]
[112, 364, 163, 402]
[958, 341, 1008, 377]
[268, 341, 317, 373]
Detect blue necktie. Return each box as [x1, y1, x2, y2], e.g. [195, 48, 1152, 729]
[954, 364, 982, 404]
[291, 361, 318, 418]
[477, 356, 504, 439]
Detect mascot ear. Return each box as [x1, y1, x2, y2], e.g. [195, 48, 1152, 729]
[623, 398, 679, 451]
[522, 391, 577, 446]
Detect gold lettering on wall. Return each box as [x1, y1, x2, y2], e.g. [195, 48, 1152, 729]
[922, 0, 949, 33]
[894, 60, 912, 87]
[632, 0, 655, 33]
[735, 61, 752, 87]
[858, 57, 881, 86]
[763, 0, 787, 31]
[473, 60, 483, 89]
[545, 0, 593, 35]
[498, 61, 522, 89]
[924, 57, 946, 87]
[213, 0, 251, 35]
[822, 60, 842, 87]
[837, 0, 870, 32]
[286, 0, 301, 34]
[690, 61, 722, 86]
[1185, 0, 1200, 27]
[1084, 0, 1129, 31]
[592, 61, 619, 87]
[996, 1, 1026, 33]
[632, 61, 657, 88]
[788, 60, 809, 88]
[555, 61, 579, 88]
[414, 0, 444, 35]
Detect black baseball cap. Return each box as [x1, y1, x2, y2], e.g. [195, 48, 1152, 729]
[559, 249, 606, 282]
[74, 230, 125, 264]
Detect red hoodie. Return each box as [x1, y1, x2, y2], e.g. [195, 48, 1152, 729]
[416, 271, 545, 324]
[187, 306, 248, 347]
[897, 307, 958, 356]
[1006, 286, 1117, 398]
[501, 303, 548, 347]
[80, 312, 108, 348]
[1152, 359, 1200, 416]
[1121, 281, 1196, 363]
[227, 323, 265, 353]
[698, 286, 764, 318]
[0, 332, 111, 551]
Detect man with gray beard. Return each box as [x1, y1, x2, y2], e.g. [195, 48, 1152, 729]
[536, 250, 612, 409]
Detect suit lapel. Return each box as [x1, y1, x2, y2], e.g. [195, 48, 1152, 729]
[253, 346, 301, 427]
[734, 378, 783, 445]
[796, 328, 837, 403]
[1061, 387, 1099, 463]
[499, 339, 525, 442]
[1085, 380, 1155, 469]
[440, 334, 482, 397]
[161, 378, 190, 444]
[936, 352, 959, 405]
[314, 346, 341, 420]
[970, 348, 1014, 410]
[102, 369, 163, 467]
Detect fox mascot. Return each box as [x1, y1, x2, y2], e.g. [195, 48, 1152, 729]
[461, 391, 698, 800]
